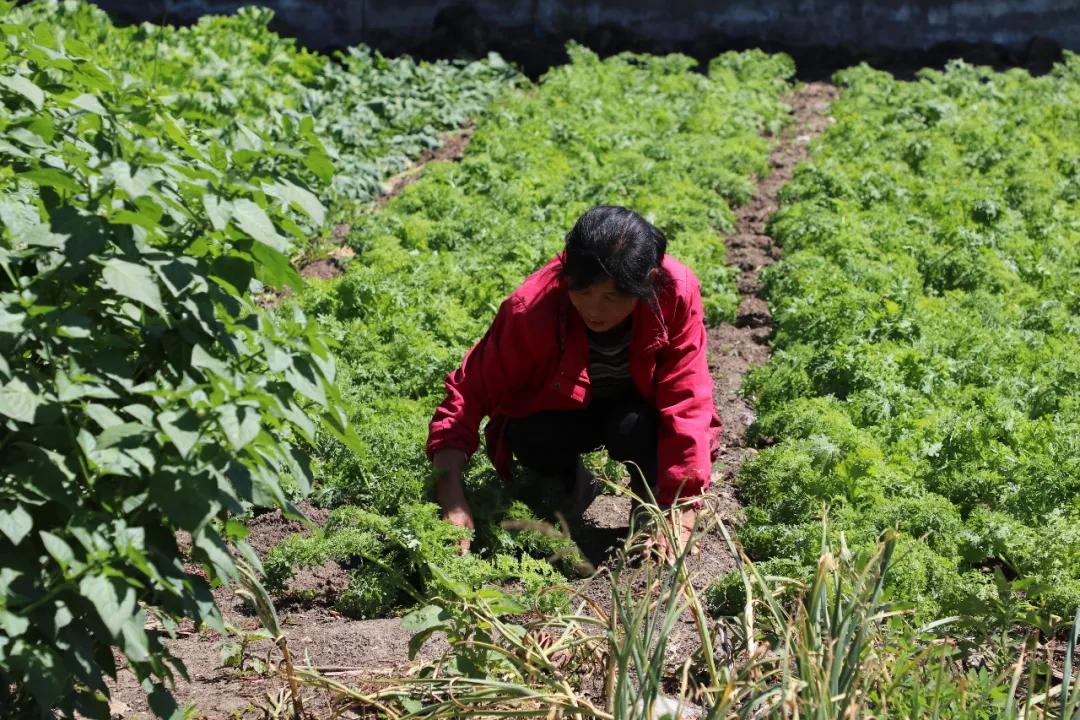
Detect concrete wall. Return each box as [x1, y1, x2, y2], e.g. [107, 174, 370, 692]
[91, 0, 1078, 75]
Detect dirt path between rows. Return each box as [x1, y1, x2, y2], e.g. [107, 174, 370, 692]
[105, 85, 837, 719]
[710, 82, 838, 498]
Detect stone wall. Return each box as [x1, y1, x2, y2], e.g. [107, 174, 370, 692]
[90, 0, 1076, 76]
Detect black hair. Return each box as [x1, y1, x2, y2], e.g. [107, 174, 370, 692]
[560, 205, 668, 299]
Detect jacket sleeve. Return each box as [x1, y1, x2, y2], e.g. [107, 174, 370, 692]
[652, 277, 717, 505]
[427, 295, 531, 460]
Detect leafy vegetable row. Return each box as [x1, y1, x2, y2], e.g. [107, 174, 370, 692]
[714, 57, 1080, 622]
[13, 0, 516, 208]
[270, 46, 794, 618]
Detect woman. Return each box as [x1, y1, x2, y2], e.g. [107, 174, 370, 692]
[427, 205, 722, 560]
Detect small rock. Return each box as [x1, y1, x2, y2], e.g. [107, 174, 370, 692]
[109, 699, 132, 719]
[635, 694, 704, 719]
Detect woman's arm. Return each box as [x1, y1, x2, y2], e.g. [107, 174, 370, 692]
[427, 296, 533, 549]
[432, 448, 472, 552]
[427, 295, 530, 460]
[652, 274, 718, 505]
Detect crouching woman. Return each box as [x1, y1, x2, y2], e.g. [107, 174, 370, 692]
[426, 205, 722, 560]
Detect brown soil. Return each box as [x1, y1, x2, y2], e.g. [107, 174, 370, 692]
[376, 124, 473, 207]
[104, 89, 837, 717]
[107, 501, 448, 718]
[710, 81, 838, 493]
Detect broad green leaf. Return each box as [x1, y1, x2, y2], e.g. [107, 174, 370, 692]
[0, 308, 26, 335]
[0, 74, 44, 109]
[53, 605, 72, 632]
[55, 372, 119, 402]
[155, 257, 201, 298]
[7, 127, 48, 149]
[402, 604, 451, 660]
[55, 313, 92, 338]
[280, 400, 316, 442]
[284, 444, 312, 495]
[19, 168, 81, 194]
[0, 378, 40, 422]
[101, 258, 166, 315]
[24, 646, 65, 711]
[160, 112, 206, 162]
[121, 403, 154, 425]
[123, 446, 156, 472]
[0, 195, 41, 236]
[202, 195, 232, 231]
[476, 587, 527, 615]
[217, 404, 261, 450]
[97, 422, 149, 450]
[84, 402, 124, 431]
[264, 179, 325, 225]
[399, 698, 423, 714]
[103, 160, 161, 199]
[0, 138, 31, 160]
[147, 681, 186, 720]
[193, 530, 235, 576]
[304, 148, 334, 184]
[120, 612, 151, 663]
[0, 568, 20, 595]
[39, 531, 76, 572]
[0, 504, 33, 545]
[70, 93, 107, 116]
[190, 345, 229, 375]
[231, 199, 288, 253]
[157, 408, 201, 458]
[79, 573, 136, 637]
[407, 625, 444, 662]
[23, 223, 68, 249]
[401, 604, 447, 633]
[0, 609, 29, 637]
[285, 363, 326, 406]
[250, 240, 302, 290]
[209, 253, 254, 296]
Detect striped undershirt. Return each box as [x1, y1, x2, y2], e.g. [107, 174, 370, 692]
[587, 317, 634, 399]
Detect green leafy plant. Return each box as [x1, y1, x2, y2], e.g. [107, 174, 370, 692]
[0, 9, 358, 717]
[740, 55, 1080, 621]
[14, 0, 517, 211]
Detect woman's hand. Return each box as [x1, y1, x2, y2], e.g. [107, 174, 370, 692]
[433, 449, 474, 553]
[650, 506, 698, 564]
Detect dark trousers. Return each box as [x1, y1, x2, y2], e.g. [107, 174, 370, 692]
[504, 391, 659, 497]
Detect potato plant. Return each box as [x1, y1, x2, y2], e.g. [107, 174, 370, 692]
[0, 8, 360, 718]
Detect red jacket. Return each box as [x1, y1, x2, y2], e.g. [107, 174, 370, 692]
[427, 254, 722, 505]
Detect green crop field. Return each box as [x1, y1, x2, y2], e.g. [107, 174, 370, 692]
[1, 1, 1079, 717]
[266, 45, 793, 620]
[713, 59, 1080, 622]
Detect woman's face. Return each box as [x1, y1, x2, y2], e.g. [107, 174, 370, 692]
[567, 277, 639, 332]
